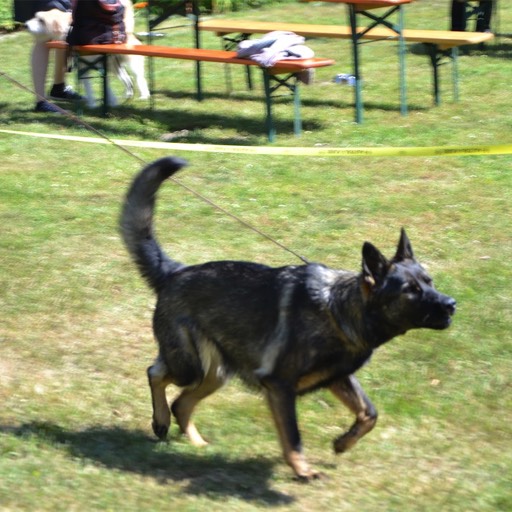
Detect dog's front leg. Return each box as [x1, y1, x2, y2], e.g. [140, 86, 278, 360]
[329, 375, 378, 453]
[262, 377, 320, 481]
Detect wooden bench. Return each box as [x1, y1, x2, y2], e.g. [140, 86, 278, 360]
[198, 18, 494, 120]
[301, 0, 412, 123]
[199, 19, 495, 51]
[46, 40, 334, 142]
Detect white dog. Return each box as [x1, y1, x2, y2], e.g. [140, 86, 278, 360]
[26, 8, 70, 41]
[26, 0, 150, 108]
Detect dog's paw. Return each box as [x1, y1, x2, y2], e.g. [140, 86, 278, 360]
[288, 452, 323, 482]
[294, 468, 323, 483]
[333, 433, 355, 454]
[152, 420, 169, 440]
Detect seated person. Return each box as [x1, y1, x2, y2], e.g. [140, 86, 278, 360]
[67, 0, 126, 46]
[451, 0, 493, 32]
[15, 0, 82, 113]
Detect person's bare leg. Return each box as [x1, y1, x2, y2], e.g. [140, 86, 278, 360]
[53, 48, 68, 85]
[31, 40, 50, 102]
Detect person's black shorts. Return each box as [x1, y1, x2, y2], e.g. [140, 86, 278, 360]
[13, 0, 37, 23]
[13, 0, 72, 23]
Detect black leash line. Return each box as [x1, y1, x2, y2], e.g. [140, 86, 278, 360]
[0, 69, 310, 264]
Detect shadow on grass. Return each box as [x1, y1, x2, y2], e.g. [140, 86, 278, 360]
[157, 88, 347, 109]
[1, 86, 429, 146]
[3, 99, 323, 145]
[477, 40, 512, 59]
[156, 89, 430, 114]
[409, 40, 512, 59]
[1, 421, 294, 506]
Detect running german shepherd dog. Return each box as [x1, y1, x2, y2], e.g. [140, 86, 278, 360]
[120, 157, 456, 480]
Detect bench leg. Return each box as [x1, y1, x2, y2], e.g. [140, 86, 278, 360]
[451, 47, 459, 102]
[348, 6, 363, 124]
[74, 53, 109, 115]
[397, 6, 407, 116]
[220, 34, 254, 93]
[101, 54, 109, 116]
[426, 44, 441, 106]
[147, 55, 155, 110]
[193, 7, 202, 100]
[246, 65, 254, 91]
[224, 60, 233, 95]
[293, 77, 302, 137]
[73, 53, 84, 116]
[262, 71, 276, 143]
[347, 4, 408, 123]
[220, 36, 234, 94]
[426, 45, 460, 106]
[262, 71, 303, 142]
[196, 61, 203, 101]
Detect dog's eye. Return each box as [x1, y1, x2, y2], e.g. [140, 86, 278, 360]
[402, 283, 421, 294]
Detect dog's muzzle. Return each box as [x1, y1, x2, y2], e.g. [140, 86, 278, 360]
[425, 294, 456, 329]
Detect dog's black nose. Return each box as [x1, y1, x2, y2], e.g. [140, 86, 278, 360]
[444, 297, 456, 316]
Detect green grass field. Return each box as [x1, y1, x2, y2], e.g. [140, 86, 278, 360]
[1, 1, 511, 510]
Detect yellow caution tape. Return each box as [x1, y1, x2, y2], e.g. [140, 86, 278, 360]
[1, 129, 511, 157]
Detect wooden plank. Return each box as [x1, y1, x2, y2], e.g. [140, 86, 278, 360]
[46, 41, 334, 72]
[321, 0, 411, 4]
[197, 19, 494, 49]
[303, 0, 412, 8]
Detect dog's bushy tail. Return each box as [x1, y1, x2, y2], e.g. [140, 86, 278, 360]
[120, 157, 187, 292]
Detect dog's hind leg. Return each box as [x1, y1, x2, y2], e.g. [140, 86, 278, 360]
[147, 357, 173, 440]
[109, 55, 132, 101]
[80, 75, 97, 108]
[128, 54, 150, 100]
[329, 375, 378, 453]
[149, 321, 207, 440]
[171, 345, 227, 447]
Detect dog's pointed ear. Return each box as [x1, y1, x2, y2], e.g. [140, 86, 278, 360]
[362, 242, 389, 288]
[393, 228, 415, 262]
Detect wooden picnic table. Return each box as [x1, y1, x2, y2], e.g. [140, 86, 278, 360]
[300, 0, 413, 122]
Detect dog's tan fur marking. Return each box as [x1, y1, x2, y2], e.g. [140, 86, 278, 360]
[147, 358, 173, 438]
[329, 376, 378, 453]
[295, 369, 335, 394]
[197, 338, 228, 382]
[172, 340, 227, 446]
[255, 282, 295, 379]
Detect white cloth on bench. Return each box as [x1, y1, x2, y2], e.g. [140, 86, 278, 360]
[236, 31, 314, 67]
